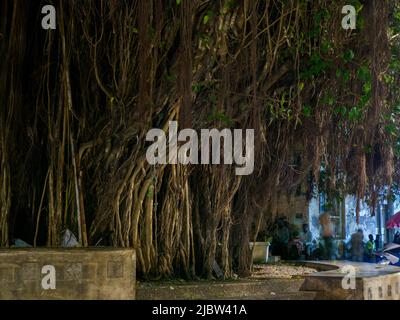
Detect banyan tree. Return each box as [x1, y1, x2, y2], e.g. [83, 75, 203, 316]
[0, 0, 399, 279]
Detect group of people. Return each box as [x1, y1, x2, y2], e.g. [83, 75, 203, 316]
[270, 214, 395, 263]
[348, 229, 381, 262]
[270, 214, 400, 263]
[271, 218, 315, 260]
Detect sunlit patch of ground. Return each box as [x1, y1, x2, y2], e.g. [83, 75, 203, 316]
[251, 263, 317, 279]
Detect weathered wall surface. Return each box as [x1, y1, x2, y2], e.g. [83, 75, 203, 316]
[363, 273, 400, 300]
[0, 248, 135, 300]
[276, 194, 309, 228]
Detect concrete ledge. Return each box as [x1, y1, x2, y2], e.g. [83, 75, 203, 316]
[300, 260, 400, 300]
[0, 248, 136, 300]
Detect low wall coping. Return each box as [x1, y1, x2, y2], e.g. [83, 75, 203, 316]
[0, 248, 136, 300]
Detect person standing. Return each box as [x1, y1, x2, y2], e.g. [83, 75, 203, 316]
[300, 223, 314, 259]
[365, 234, 375, 262]
[319, 212, 335, 260]
[350, 229, 364, 262]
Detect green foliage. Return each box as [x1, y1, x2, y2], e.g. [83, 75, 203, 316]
[357, 64, 371, 82]
[300, 52, 330, 79]
[207, 107, 234, 126]
[322, 92, 335, 106]
[388, 2, 400, 165]
[192, 83, 204, 94]
[385, 123, 398, 138]
[342, 49, 355, 63]
[165, 73, 177, 83]
[348, 106, 362, 122]
[321, 41, 332, 54]
[333, 105, 347, 117]
[203, 10, 215, 25]
[302, 105, 312, 117]
[224, 0, 238, 10]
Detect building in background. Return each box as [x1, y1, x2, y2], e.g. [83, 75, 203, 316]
[277, 191, 400, 246]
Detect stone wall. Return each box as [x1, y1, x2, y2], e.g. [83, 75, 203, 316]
[0, 248, 135, 300]
[276, 194, 309, 229]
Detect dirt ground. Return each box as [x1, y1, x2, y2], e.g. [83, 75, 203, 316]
[250, 263, 317, 279]
[137, 263, 319, 299]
